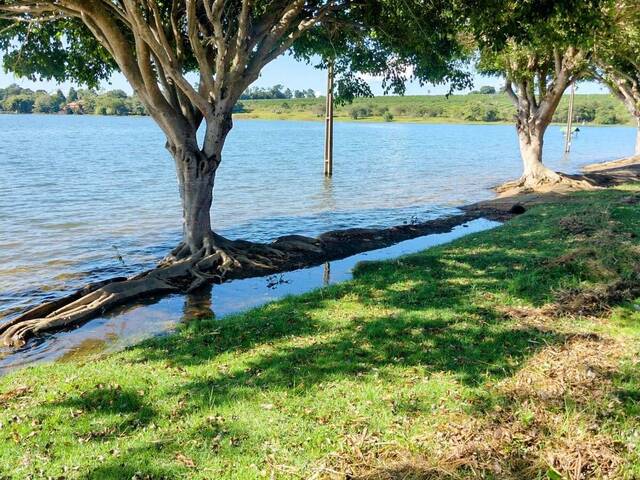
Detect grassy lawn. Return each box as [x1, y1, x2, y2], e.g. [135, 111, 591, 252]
[2, 186, 640, 479]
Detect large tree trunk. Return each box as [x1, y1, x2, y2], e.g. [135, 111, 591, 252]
[170, 141, 217, 253]
[166, 113, 233, 258]
[0, 114, 239, 347]
[503, 118, 562, 191]
[517, 126, 561, 186]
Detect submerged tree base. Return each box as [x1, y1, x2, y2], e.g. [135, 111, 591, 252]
[0, 212, 495, 348]
[495, 170, 599, 196]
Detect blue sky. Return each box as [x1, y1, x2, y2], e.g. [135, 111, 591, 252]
[0, 53, 608, 96]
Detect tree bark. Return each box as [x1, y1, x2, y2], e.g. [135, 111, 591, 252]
[166, 113, 233, 256]
[170, 142, 217, 253]
[514, 119, 561, 188]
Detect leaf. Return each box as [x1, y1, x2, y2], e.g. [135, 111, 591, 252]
[175, 453, 196, 468]
[546, 467, 564, 480]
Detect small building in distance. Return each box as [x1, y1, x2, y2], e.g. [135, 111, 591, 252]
[61, 101, 84, 115]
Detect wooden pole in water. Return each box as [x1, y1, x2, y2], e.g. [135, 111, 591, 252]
[323, 262, 331, 286]
[564, 82, 575, 154]
[324, 62, 334, 176]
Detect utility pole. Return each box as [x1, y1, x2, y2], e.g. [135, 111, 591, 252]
[324, 62, 334, 177]
[564, 82, 576, 154]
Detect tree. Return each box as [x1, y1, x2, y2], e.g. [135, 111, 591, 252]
[94, 95, 130, 115]
[34, 93, 54, 113]
[471, 0, 613, 189]
[0, 0, 471, 344]
[3, 93, 33, 112]
[50, 89, 67, 112]
[592, 0, 640, 154]
[478, 85, 496, 94]
[67, 86, 78, 102]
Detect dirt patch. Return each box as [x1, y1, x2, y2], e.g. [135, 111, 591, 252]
[555, 280, 640, 317]
[0, 385, 31, 407]
[498, 333, 622, 405]
[312, 332, 628, 480]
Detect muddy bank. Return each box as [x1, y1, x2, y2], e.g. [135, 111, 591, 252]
[463, 155, 640, 215]
[0, 219, 500, 375]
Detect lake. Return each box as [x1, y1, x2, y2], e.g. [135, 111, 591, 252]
[0, 115, 636, 369]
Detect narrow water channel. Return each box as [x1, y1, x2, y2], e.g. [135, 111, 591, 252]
[0, 218, 500, 375]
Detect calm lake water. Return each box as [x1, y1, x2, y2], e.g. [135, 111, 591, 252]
[0, 115, 636, 370]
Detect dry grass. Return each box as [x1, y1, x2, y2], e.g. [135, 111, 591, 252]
[313, 331, 628, 480]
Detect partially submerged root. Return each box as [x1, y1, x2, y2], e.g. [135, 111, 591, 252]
[0, 236, 280, 347]
[1, 213, 483, 348]
[496, 171, 598, 196]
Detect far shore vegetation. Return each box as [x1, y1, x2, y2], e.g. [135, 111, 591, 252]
[1, 83, 635, 126]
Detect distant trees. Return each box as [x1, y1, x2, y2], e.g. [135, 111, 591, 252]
[34, 94, 54, 113]
[470, 86, 496, 94]
[295, 89, 317, 99]
[0, 82, 320, 114]
[67, 87, 78, 102]
[0, 84, 146, 115]
[3, 94, 33, 113]
[240, 85, 316, 100]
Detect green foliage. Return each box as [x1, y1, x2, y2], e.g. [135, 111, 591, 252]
[472, 0, 615, 113]
[382, 110, 394, 122]
[0, 84, 146, 116]
[2, 93, 33, 113]
[67, 87, 78, 102]
[0, 18, 116, 88]
[33, 94, 54, 113]
[591, 1, 640, 117]
[238, 85, 316, 101]
[594, 106, 622, 125]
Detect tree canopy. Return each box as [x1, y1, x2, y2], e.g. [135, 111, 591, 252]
[592, 1, 640, 121]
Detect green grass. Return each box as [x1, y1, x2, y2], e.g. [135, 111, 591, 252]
[235, 93, 635, 126]
[2, 186, 640, 479]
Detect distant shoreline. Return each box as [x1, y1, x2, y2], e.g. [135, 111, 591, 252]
[0, 110, 634, 128]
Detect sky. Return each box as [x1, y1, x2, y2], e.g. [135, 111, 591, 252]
[0, 53, 609, 96]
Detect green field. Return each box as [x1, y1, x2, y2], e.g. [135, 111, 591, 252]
[2, 185, 640, 479]
[236, 93, 635, 126]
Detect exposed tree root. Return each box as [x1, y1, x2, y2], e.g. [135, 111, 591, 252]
[496, 171, 598, 196]
[1, 213, 488, 347]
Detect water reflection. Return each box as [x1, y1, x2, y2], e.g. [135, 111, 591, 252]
[0, 219, 500, 375]
[323, 262, 331, 286]
[183, 284, 215, 320]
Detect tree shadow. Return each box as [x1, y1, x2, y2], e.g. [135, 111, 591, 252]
[50, 386, 157, 441]
[77, 443, 182, 479]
